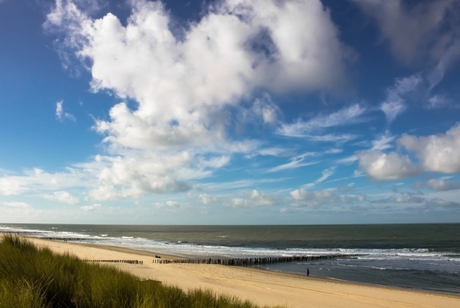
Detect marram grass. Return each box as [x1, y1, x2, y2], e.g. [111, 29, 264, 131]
[0, 235, 283, 308]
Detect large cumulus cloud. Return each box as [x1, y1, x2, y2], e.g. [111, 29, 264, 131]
[358, 124, 460, 180]
[398, 124, 460, 173]
[43, 0, 350, 198]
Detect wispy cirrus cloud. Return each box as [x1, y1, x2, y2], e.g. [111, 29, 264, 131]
[244, 147, 293, 159]
[277, 104, 367, 137]
[304, 133, 359, 143]
[354, 0, 460, 122]
[202, 177, 288, 192]
[371, 131, 396, 151]
[56, 100, 76, 122]
[303, 167, 336, 188]
[380, 74, 422, 123]
[425, 95, 454, 110]
[266, 152, 319, 173]
[267, 148, 343, 174]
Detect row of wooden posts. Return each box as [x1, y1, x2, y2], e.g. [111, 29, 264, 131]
[41, 237, 107, 241]
[152, 254, 357, 266]
[83, 254, 356, 266]
[86, 260, 143, 265]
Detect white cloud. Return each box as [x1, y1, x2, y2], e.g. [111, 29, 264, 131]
[245, 147, 291, 159]
[427, 41, 460, 90]
[381, 74, 422, 123]
[372, 195, 425, 204]
[426, 178, 460, 191]
[226, 189, 280, 208]
[0, 201, 42, 223]
[426, 198, 460, 209]
[357, 124, 460, 180]
[88, 153, 194, 200]
[379, 51, 459, 121]
[372, 194, 460, 210]
[325, 148, 343, 155]
[381, 101, 405, 124]
[2, 201, 30, 208]
[0, 177, 27, 195]
[267, 152, 319, 173]
[426, 95, 452, 109]
[154, 200, 191, 212]
[336, 155, 358, 165]
[316, 167, 336, 183]
[290, 188, 354, 207]
[204, 177, 287, 192]
[277, 104, 366, 137]
[399, 123, 460, 173]
[305, 134, 359, 143]
[43, 0, 354, 201]
[46, 0, 349, 151]
[304, 167, 336, 188]
[198, 194, 217, 205]
[357, 150, 420, 181]
[0, 167, 90, 196]
[351, 0, 456, 65]
[56, 100, 76, 122]
[250, 94, 280, 125]
[80, 203, 102, 211]
[371, 131, 396, 151]
[43, 191, 80, 204]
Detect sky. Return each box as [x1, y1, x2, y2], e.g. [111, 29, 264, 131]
[0, 0, 460, 225]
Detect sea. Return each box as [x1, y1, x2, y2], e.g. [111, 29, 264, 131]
[1, 224, 459, 295]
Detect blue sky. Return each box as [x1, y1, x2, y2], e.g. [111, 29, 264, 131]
[1, 0, 460, 224]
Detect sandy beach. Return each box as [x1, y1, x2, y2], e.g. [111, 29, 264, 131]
[8, 236, 456, 308]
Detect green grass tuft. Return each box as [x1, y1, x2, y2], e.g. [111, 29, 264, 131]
[0, 235, 283, 308]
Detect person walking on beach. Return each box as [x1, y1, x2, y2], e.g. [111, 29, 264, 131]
[306, 267, 310, 276]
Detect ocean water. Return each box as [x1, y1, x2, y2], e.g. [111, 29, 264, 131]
[1, 224, 459, 295]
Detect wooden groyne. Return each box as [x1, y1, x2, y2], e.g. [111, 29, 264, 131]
[39, 237, 108, 241]
[86, 259, 143, 265]
[153, 254, 359, 266]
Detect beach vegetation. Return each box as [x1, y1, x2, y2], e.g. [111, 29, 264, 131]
[0, 235, 280, 308]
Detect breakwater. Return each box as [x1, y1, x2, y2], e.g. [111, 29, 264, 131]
[153, 254, 359, 266]
[86, 259, 143, 264]
[39, 237, 109, 241]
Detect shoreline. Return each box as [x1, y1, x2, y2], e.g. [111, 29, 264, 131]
[3, 234, 459, 308]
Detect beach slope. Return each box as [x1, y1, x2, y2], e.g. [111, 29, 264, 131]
[24, 237, 460, 308]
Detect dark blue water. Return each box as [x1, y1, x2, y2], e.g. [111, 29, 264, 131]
[1, 224, 459, 295]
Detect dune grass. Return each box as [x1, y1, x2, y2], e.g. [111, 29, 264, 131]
[0, 235, 279, 308]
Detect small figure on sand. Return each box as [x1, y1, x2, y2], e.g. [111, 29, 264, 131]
[306, 267, 310, 276]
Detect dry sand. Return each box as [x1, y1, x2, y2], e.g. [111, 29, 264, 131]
[14, 236, 460, 307]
